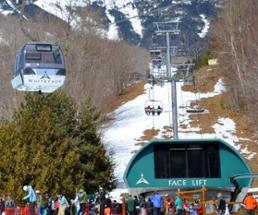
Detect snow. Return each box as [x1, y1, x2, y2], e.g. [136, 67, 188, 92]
[105, 10, 120, 40]
[5, 0, 18, 12]
[34, 0, 87, 24]
[102, 0, 143, 38]
[172, 0, 192, 5]
[198, 14, 210, 38]
[0, 0, 18, 16]
[0, 10, 12, 16]
[102, 77, 256, 186]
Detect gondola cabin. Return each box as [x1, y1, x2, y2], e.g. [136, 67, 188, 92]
[11, 42, 66, 93]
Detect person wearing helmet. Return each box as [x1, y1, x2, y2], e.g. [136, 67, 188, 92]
[22, 185, 36, 215]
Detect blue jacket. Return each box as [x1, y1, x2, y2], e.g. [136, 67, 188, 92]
[150, 194, 162, 208]
[23, 186, 36, 202]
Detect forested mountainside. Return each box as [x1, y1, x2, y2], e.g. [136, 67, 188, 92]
[0, 7, 149, 119]
[1, 0, 224, 47]
[0, 0, 225, 119]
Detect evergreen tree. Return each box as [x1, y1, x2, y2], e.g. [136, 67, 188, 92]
[0, 91, 115, 203]
[76, 97, 116, 192]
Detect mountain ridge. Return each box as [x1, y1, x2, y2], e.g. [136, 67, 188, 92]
[0, 0, 224, 48]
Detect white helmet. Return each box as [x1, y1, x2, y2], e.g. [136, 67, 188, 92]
[23, 185, 28, 191]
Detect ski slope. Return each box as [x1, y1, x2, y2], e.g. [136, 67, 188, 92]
[102, 80, 257, 187]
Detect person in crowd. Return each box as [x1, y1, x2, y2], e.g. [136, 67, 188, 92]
[22, 185, 36, 215]
[71, 192, 80, 215]
[104, 193, 112, 215]
[24, 203, 30, 215]
[163, 194, 173, 215]
[94, 192, 101, 215]
[36, 190, 44, 215]
[174, 195, 182, 215]
[146, 198, 153, 215]
[243, 193, 257, 215]
[150, 192, 162, 215]
[196, 200, 203, 215]
[126, 195, 136, 215]
[182, 199, 188, 215]
[78, 188, 87, 215]
[139, 196, 146, 215]
[99, 188, 106, 215]
[5, 195, 15, 215]
[134, 196, 140, 215]
[46, 193, 55, 215]
[111, 200, 118, 215]
[54, 197, 59, 215]
[57, 193, 69, 215]
[189, 203, 197, 215]
[216, 193, 226, 215]
[0, 198, 5, 215]
[205, 198, 216, 215]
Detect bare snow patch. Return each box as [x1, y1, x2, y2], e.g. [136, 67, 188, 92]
[212, 118, 256, 160]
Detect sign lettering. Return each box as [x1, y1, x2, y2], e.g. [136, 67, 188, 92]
[168, 179, 207, 187]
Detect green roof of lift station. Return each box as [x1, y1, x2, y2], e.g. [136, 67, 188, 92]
[124, 138, 253, 189]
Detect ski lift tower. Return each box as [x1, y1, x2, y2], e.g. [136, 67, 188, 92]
[154, 21, 180, 139]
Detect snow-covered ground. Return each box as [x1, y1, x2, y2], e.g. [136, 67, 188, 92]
[102, 79, 257, 187]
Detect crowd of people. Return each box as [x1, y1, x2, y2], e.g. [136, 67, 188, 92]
[0, 186, 256, 215]
[125, 192, 204, 215]
[125, 192, 257, 215]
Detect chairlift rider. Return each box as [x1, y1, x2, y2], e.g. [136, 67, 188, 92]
[144, 105, 163, 116]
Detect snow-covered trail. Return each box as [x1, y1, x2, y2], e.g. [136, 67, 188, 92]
[101, 80, 256, 186]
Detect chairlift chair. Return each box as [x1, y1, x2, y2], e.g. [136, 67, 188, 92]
[144, 100, 163, 116]
[149, 49, 162, 66]
[186, 101, 205, 113]
[184, 76, 194, 85]
[147, 73, 157, 86]
[11, 42, 66, 93]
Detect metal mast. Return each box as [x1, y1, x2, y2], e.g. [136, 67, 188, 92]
[154, 22, 180, 139]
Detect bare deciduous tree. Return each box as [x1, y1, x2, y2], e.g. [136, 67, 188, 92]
[212, 0, 258, 131]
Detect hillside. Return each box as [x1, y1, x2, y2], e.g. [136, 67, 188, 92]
[0, 0, 225, 118]
[102, 64, 258, 187]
